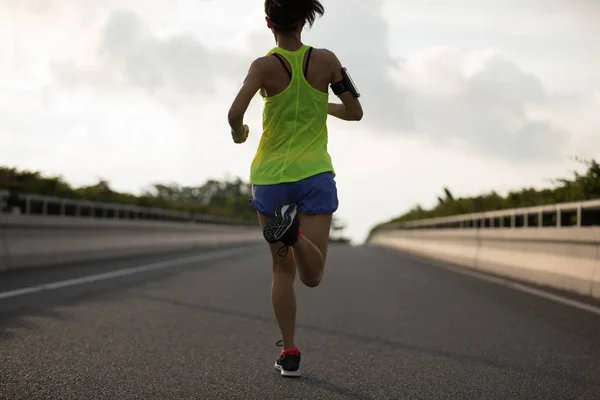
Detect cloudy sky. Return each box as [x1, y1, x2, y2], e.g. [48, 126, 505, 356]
[1, 0, 599, 243]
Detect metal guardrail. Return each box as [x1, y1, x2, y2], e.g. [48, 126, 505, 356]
[376, 198, 600, 231]
[0, 189, 256, 226]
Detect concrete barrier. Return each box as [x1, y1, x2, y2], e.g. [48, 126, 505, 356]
[370, 229, 479, 268]
[369, 227, 600, 300]
[591, 229, 600, 299]
[0, 220, 8, 271]
[0, 214, 263, 271]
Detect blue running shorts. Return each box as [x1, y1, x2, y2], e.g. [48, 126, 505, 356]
[249, 172, 339, 218]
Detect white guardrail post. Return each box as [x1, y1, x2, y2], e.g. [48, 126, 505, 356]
[0, 189, 255, 226]
[368, 198, 600, 300]
[0, 189, 261, 272]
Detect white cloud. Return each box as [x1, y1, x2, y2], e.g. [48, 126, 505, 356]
[1, 0, 598, 243]
[51, 9, 244, 102]
[390, 47, 568, 162]
[384, 0, 600, 38]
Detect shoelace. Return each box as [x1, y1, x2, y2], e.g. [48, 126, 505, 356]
[277, 245, 289, 257]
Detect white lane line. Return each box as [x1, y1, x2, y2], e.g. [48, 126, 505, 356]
[0, 246, 257, 301]
[393, 250, 600, 317]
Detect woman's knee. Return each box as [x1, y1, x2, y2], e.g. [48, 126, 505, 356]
[300, 272, 323, 288]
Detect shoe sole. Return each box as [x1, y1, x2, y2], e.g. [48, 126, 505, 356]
[274, 362, 301, 377]
[263, 204, 298, 244]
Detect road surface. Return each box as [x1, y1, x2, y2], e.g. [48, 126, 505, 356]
[1, 244, 599, 399]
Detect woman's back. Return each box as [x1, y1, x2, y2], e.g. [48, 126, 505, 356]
[260, 45, 333, 97]
[227, 0, 363, 185]
[250, 44, 333, 185]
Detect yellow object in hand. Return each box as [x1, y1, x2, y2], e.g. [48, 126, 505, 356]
[232, 124, 249, 144]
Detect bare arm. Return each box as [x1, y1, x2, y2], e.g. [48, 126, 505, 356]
[327, 51, 363, 121]
[328, 103, 360, 121]
[227, 58, 264, 141]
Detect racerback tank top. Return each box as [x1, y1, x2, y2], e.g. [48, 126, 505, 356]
[249, 44, 334, 185]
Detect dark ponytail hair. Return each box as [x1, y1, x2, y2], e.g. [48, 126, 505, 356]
[265, 0, 325, 34]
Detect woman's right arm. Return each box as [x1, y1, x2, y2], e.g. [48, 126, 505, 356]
[326, 51, 363, 121]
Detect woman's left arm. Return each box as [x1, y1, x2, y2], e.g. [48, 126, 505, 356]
[228, 58, 264, 143]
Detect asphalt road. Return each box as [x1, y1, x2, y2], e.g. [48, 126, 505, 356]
[1, 243, 599, 399]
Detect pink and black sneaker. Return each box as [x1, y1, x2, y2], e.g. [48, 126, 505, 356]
[274, 340, 301, 377]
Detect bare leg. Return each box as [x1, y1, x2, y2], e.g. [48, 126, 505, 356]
[293, 213, 333, 288]
[258, 212, 297, 350]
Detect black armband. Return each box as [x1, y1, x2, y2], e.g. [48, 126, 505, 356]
[330, 67, 360, 98]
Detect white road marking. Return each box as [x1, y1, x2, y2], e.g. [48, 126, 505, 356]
[397, 250, 600, 317]
[0, 246, 257, 301]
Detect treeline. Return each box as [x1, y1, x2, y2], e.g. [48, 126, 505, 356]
[0, 165, 352, 241]
[373, 158, 600, 229]
[0, 166, 257, 222]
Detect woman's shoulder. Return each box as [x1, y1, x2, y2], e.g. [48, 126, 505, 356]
[308, 47, 343, 70]
[310, 47, 336, 58]
[248, 46, 340, 70]
[308, 47, 341, 61]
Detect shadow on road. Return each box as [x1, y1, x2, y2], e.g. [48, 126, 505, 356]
[132, 292, 590, 386]
[0, 247, 254, 340]
[0, 307, 68, 340]
[297, 375, 372, 400]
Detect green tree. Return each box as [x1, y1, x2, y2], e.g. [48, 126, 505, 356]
[369, 158, 600, 234]
[0, 165, 258, 223]
[330, 216, 351, 244]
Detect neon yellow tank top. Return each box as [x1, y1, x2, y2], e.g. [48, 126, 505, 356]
[249, 45, 334, 185]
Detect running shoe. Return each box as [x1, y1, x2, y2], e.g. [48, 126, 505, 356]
[263, 204, 300, 256]
[274, 340, 301, 377]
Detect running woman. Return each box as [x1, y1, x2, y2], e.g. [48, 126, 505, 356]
[227, 0, 363, 377]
